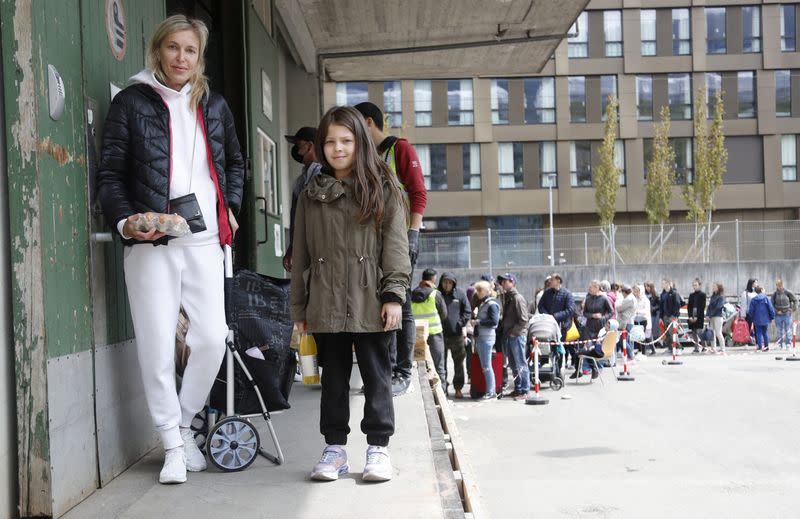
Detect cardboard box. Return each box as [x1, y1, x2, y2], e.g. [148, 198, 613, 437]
[414, 319, 430, 361]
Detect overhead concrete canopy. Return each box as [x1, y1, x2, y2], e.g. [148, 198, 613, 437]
[276, 0, 590, 81]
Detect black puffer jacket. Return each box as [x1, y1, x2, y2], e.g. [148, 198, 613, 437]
[97, 83, 245, 245]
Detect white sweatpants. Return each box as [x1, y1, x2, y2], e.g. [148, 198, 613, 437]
[124, 243, 227, 449]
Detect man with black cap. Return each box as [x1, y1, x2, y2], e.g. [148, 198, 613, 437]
[497, 273, 530, 400]
[354, 101, 427, 397]
[283, 127, 321, 272]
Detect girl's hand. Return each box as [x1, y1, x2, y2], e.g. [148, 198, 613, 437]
[123, 214, 166, 242]
[295, 321, 308, 334]
[228, 208, 239, 239]
[381, 302, 402, 331]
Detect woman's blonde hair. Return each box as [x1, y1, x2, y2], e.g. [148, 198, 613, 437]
[146, 14, 210, 111]
[474, 281, 494, 298]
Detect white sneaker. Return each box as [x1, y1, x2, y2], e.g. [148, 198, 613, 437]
[159, 447, 187, 484]
[310, 445, 348, 481]
[362, 445, 392, 482]
[180, 427, 207, 472]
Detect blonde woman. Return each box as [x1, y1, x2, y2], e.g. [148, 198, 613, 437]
[97, 15, 244, 484]
[471, 281, 501, 400]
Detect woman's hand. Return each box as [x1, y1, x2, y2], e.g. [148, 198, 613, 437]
[123, 214, 166, 242]
[295, 321, 308, 334]
[381, 302, 402, 331]
[228, 208, 239, 239]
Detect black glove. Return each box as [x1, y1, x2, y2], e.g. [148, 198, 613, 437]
[407, 229, 419, 266]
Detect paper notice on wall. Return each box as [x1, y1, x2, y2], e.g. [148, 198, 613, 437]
[274, 223, 282, 256]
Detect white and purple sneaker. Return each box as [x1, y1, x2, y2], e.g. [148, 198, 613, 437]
[310, 445, 348, 481]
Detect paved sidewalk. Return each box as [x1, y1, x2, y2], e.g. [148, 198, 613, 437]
[62, 369, 443, 519]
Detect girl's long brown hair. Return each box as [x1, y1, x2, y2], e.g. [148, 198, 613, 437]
[315, 106, 405, 226]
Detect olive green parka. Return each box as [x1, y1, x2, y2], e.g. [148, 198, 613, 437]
[290, 171, 411, 333]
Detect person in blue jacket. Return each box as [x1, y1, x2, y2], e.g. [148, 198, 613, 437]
[748, 286, 776, 351]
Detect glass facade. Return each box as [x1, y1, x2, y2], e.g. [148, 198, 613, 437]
[706, 7, 727, 54]
[524, 77, 555, 124]
[641, 9, 656, 56]
[569, 12, 589, 58]
[498, 143, 524, 189]
[776, 70, 792, 117]
[706, 72, 722, 118]
[414, 80, 432, 127]
[570, 141, 592, 187]
[738, 71, 756, 118]
[672, 8, 691, 55]
[636, 75, 653, 121]
[447, 79, 474, 126]
[604, 11, 623, 57]
[540, 142, 557, 188]
[601, 75, 617, 121]
[463, 144, 481, 190]
[569, 76, 586, 123]
[336, 82, 368, 106]
[782, 5, 797, 52]
[383, 81, 402, 128]
[491, 79, 509, 125]
[416, 144, 448, 191]
[668, 73, 692, 120]
[742, 6, 761, 53]
[782, 136, 797, 181]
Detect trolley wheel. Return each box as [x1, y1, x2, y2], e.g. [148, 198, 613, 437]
[190, 409, 209, 454]
[550, 377, 564, 392]
[206, 417, 261, 472]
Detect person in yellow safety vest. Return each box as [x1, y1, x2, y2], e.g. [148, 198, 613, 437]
[411, 268, 448, 391]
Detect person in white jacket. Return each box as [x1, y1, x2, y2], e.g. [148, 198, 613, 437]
[615, 285, 637, 360]
[633, 284, 653, 354]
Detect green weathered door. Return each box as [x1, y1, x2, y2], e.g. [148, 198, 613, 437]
[245, 3, 284, 276]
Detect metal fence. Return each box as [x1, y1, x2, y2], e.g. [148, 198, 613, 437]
[417, 220, 800, 271]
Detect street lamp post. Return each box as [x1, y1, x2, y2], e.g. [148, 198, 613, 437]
[548, 175, 555, 267]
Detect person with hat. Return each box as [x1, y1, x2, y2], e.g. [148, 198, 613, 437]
[283, 126, 322, 272]
[496, 273, 530, 400]
[354, 101, 427, 397]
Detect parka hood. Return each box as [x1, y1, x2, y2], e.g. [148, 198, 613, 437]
[130, 69, 191, 101]
[411, 285, 435, 303]
[437, 272, 457, 292]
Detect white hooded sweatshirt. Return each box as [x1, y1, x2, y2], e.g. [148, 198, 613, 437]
[118, 69, 219, 245]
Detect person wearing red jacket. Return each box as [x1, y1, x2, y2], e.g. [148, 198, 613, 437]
[355, 102, 427, 396]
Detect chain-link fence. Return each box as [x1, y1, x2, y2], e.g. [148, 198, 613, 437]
[417, 220, 800, 271]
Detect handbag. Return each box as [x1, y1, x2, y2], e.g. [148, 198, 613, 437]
[169, 193, 206, 233]
[168, 115, 206, 234]
[565, 320, 580, 342]
[701, 326, 714, 344]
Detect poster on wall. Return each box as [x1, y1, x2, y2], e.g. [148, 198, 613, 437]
[256, 128, 278, 215]
[274, 224, 282, 256]
[261, 70, 272, 121]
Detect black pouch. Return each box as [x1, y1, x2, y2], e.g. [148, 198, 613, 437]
[169, 193, 206, 233]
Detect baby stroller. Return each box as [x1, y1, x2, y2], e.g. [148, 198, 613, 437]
[527, 314, 564, 391]
[199, 245, 287, 472]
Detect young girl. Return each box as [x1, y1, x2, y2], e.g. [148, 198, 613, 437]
[290, 106, 410, 483]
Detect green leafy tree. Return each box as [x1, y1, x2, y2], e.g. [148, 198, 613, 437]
[685, 88, 727, 223]
[683, 87, 708, 222]
[645, 106, 676, 225]
[595, 95, 620, 227]
[705, 91, 727, 218]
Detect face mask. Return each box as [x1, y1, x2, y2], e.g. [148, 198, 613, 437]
[291, 144, 304, 164]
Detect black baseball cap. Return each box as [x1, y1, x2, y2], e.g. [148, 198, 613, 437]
[497, 273, 517, 284]
[284, 126, 316, 144]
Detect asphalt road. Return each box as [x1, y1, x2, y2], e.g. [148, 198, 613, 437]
[449, 348, 800, 519]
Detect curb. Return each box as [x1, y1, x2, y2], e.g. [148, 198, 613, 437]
[418, 354, 488, 519]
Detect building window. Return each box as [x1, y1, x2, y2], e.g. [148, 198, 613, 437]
[782, 136, 797, 181]
[524, 77, 555, 124]
[672, 8, 691, 55]
[336, 82, 368, 106]
[491, 79, 509, 125]
[776, 70, 792, 117]
[782, 5, 797, 52]
[641, 9, 657, 56]
[742, 6, 761, 53]
[463, 144, 481, 190]
[668, 73, 692, 120]
[414, 80, 432, 127]
[615, 140, 626, 186]
[570, 141, 592, 187]
[706, 7, 727, 54]
[604, 10, 623, 57]
[738, 71, 756, 119]
[540, 142, 557, 188]
[644, 138, 693, 184]
[569, 76, 586, 123]
[498, 142, 524, 189]
[601, 75, 617, 121]
[636, 75, 653, 121]
[383, 81, 402, 128]
[416, 144, 447, 191]
[447, 79, 474, 126]
[706, 72, 722, 118]
[569, 12, 589, 58]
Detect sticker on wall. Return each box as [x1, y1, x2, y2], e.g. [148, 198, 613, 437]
[261, 70, 272, 120]
[273, 223, 282, 257]
[106, 0, 127, 61]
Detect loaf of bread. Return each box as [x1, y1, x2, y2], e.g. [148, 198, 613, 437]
[134, 212, 191, 236]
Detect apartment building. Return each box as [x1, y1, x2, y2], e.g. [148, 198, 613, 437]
[323, 0, 800, 233]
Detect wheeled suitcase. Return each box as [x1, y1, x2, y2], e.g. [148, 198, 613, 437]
[469, 351, 504, 398]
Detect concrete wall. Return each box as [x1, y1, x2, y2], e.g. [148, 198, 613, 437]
[414, 260, 800, 303]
